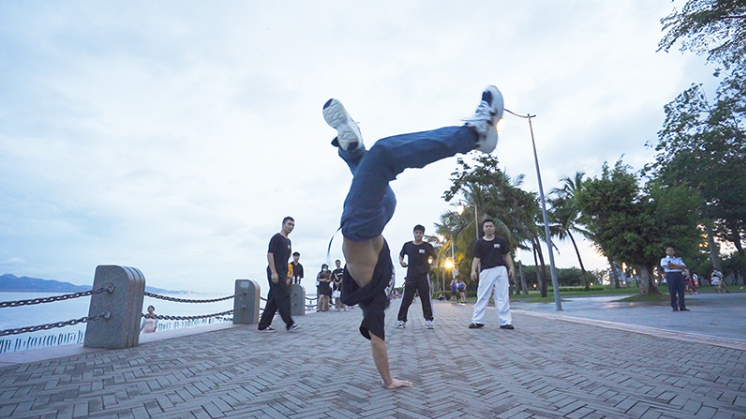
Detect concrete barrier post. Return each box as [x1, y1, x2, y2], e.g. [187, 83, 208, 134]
[233, 280, 261, 325]
[84, 265, 145, 349]
[289, 284, 305, 316]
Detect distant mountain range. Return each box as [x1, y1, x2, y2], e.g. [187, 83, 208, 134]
[0, 273, 188, 294]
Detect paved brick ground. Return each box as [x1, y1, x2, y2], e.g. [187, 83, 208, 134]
[1, 300, 745, 419]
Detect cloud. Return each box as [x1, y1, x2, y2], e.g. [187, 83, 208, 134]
[0, 1, 716, 292]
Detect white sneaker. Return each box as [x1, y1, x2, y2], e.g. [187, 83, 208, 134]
[323, 98, 363, 151]
[258, 327, 276, 333]
[425, 320, 434, 329]
[464, 85, 504, 153]
[396, 320, 405, 329]
[287, 324, 301, 332]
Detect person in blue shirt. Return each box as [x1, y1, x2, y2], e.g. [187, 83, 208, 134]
[660, 247, 689, 312]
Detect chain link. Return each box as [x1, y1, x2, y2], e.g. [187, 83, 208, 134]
[0, 311, 111, 336]
[148, 309, 234, 321]
[0, 285, 115, 308]
[144, 292, 234, 303]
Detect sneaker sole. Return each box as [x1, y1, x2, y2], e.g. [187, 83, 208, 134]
[468, 85, 504, 153]
[323, 99, 362, 151]
[485, 85, 504, 122]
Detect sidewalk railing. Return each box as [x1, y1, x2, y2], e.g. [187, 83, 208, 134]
[0, 265, 316, 352]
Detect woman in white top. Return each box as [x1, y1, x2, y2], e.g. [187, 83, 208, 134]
[140, 305, 158, 333]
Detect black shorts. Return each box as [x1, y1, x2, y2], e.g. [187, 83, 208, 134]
[341, 240, 393, 341]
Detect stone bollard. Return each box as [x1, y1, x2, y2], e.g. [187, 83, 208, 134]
[289, 284, 305, 316]
[84, 265, 145, 349]
[233, 280, 261, 325]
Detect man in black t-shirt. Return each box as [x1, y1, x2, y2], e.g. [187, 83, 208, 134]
[469, 218, 515, 330]
[322, 85, 503, 389]
[331, 259, 347, 311]
[396, 225, 437, 329]
[257, 216, 299, 332]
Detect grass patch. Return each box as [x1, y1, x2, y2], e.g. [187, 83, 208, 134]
[511, 286, 637, 303]
[614, 293, 670, 303]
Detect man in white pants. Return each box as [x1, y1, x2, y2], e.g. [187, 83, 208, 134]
[469, 219, 515, 330]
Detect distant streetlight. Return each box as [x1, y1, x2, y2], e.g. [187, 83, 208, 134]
[502, 109, 562, 311]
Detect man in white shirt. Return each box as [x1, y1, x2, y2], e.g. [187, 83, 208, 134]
[660, 247, 689, 312]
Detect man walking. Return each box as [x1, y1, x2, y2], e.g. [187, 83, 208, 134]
[396, 225, 437, 329]
[291, 252, 304, 285]
[661, 247, 689, 312]
[469, 219, 515, 330]
[257, 217, 300, 332]
[323, 84, 504, 389]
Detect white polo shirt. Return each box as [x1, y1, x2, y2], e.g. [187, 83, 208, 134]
[661, 255, 685, 273]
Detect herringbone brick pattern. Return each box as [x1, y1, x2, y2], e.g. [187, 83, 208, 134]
[1, 300, 745, 418]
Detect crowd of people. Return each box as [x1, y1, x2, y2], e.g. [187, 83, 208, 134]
[254, 86, 736, 391]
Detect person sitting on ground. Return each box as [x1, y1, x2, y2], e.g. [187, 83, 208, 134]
[323, 84, 503, 389]
[140, 305, 158, 334]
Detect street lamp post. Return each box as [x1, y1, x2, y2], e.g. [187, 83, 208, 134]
[503, 109, 563, 311]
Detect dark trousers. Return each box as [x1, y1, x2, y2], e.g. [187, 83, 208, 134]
[665, 272, 686, 310]
[258, 278, 294, 330]
[397, 276, 433, 322]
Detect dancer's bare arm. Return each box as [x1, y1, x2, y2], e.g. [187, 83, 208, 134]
[370, 333, 413, 389]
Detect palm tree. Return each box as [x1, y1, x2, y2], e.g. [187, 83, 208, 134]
[549, 172, 593, 291]
[441, 154, 546, 294]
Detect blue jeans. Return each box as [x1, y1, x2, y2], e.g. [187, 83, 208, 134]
[665, 272, 686, 310]
[338, 126, 478, 241]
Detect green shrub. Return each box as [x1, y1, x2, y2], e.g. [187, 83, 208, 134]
[547, 285, 605, 292]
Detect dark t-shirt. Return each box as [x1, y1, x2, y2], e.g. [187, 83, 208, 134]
[318, 270, 332, 295]
[332, 268, 344, 290]
[266, 233, 292, 279]
[400, 241, 437, 279]
[471, 236, 509, 271]
[291, 262, 304, 279]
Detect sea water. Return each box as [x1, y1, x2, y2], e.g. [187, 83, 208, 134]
[0, 291, 236, 354]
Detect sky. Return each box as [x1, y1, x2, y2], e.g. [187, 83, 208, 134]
[0, 1, 719, 294]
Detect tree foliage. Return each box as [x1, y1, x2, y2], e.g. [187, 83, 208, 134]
[549, 172, 593, 291]
[658, 0, 746, 71]
[644, 70, 746, 255]
[441, 155, 542, 293]
[576, 160, 702, 294]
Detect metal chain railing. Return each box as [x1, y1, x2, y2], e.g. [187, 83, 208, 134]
[0, 312, 111, 337]
[305, 295, 318, 310]
[147, 310, 234, 321]
[144, 292, 234, 303]
[0, 285, 115, 308]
